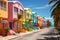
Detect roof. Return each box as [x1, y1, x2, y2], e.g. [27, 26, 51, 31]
[32, 12, 36, 14]
[8, 1, 24, 10]
[24, 8, 30, 10]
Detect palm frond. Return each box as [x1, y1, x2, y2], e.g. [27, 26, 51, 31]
[50, 0, 60, 17]
[51, 6, 58, 17]
[56, 1, 60, 7]
[49, 0, 57, 4]
[51, 8, 56, 17]
[50, 1, 58, 11]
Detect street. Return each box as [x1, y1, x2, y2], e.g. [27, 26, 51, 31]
[9, 28, 60, 40]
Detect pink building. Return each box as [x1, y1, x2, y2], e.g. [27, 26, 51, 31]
[8, 1, 24, 32]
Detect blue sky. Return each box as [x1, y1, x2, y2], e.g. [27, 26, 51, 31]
[18, 0, 54, 24]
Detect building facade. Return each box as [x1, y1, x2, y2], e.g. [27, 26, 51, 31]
[37, 16, 44, 29]
[32, 12, 37, 26]
[24, 8, 33, 31]
[0, 0, 8, 29]
[8, 1, 24, 32]
[24, 8, 32, 21]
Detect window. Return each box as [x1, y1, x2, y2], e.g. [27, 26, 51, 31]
[20, 9, 23, 14]
[26, 13, 29, 17]
[14, 7, 18, 13]
[3, 2, 6, 10]
[0, 1, 6, 10]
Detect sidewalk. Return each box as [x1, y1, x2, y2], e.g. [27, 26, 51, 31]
[0, 28, 51, 40]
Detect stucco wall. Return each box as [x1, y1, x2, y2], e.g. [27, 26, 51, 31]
[0, 0, 8, 18]
[13, 2, 24, 19]
[8, 2, 13, 22]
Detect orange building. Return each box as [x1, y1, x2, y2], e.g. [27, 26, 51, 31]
[37, 16, 43, 29]
[0, 0, 8, 29]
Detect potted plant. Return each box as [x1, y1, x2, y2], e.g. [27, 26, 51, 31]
[5, 28, 10, 36]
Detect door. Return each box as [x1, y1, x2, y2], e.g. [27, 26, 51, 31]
[9, 22, 12, 29]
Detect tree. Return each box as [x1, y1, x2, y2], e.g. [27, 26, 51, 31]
[48, 0, 60, 32]
[46, 20, 51, 27]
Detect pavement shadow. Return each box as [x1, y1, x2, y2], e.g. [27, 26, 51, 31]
[45, 37, 60, 40]
[37, 32, 60, 40]
[42, 33, 58, 36]
[37, 39, 46, 40]
[41, 32, 59, 36]
[37, 36, 60, 40]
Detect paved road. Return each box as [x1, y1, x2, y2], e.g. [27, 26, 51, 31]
[10, 28, 60, 40]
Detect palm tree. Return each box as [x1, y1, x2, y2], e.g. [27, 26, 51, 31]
[48, 0, 60, 32]
[46, 20, 51, 27]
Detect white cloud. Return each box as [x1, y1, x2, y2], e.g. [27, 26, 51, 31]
[35, 3, 54, 9]
[44, 17, 53, 20]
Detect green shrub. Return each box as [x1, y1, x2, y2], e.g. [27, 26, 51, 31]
[5, 28, 10, 36]
[27, 28, 33, 31]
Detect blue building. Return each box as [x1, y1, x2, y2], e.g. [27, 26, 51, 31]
[32, 12, 37, 26]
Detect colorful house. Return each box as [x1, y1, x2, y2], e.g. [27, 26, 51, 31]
[32, 12, 37, 26]
[37, 16, 44, 29]
[24, 8, 33, 31]
[0, 0, 8, 29]
[8, 1, 24, 32]
[24, 8, 32, 20]
[42, 17, 47, 27]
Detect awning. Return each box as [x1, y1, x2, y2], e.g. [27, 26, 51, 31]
[2, 20, 8, 23]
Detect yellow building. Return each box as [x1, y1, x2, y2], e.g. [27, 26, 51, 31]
[0, 0, 8, 29]
[0, 0, 8, 19]
[23, 8, 33, 31]
[24, 8, 32, 21]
